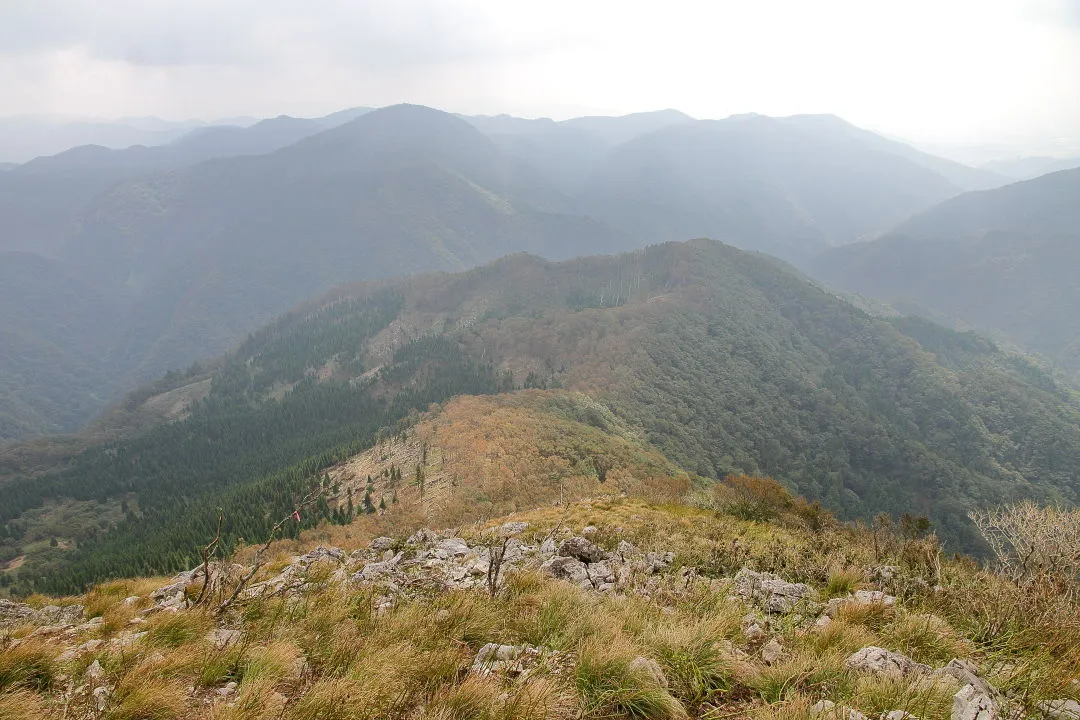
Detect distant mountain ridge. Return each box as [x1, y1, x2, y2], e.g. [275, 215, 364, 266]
[811, 167, 1080, 380]
[0, 103, 1010, 440]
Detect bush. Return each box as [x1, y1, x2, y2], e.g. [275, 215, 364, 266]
[716, 475, 793, 523]
[969, 502, 1080, 592]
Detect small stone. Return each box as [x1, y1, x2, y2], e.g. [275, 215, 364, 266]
[499, 521, 529, 537]
[953, 683, 997, 720]
[845, 647, 931, 678]
[733, 569, 814, 613]
[939, 659, 996, 698]
[557, 536, 608, 563]
[1039, 699, 1080, 720]
[86, 660, 104, 680]
[216, 681, 238, 697]
[853, 590, 896, 607]
[813, 615, 833, 631]
[761, 638, 784, 664]
[122, 596, 141, 606]
[370, 536, 395, 552]
[539, 538, 556, 556]
[884, 712, 919, 720]
[582, 525, 598, 535]
[744, 623, 767, 642]
[540, 556, 591, 587]
[206, 628, 242, 650]
[629, 656, 668, 687]
[617, 540, 642, 557]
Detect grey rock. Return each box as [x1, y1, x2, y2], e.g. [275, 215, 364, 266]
[953, 683, 997, 720]
[733, 569, 814, 613]
[87, 660, 104, 681]
[539, 538, 556, 556]
[355, 552, 404, 581]
[617, 540, 642, 557]
[809, 699, 870, 720]
[432, 538, 470, 559]
[206, 628, 243, 650]
[761, 638, 784, 664]
[540, 556, 591, 587]
[642, 551, 675, 574]
[884, 712, 919, 720]
[0, 598, 85, 627]
[499, 521, 529, 537]
[216, 681, 238, 697]
[1039, 699, 1080, 720]
[629, 656, 668, 687]
[297, 546, 345, 565]
[370, 536, 395, 552]
[471, 643, 541, 676]
[939, 659, 996, 699]
[853, 590, 896, 607]
[582, 525, 598, 535]
[586, 560, 616, 586]
[557, 536, 608, 563]
[744, 623, 767, 642]
[845, 647, 931, 678]
[407, 528, 440, 546]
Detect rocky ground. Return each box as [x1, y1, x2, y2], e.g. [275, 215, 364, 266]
[4, 508, 1078, 719]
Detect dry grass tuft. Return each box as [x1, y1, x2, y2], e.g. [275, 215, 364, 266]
[0, 689, 49, 720]
[0, 638, 58, 692]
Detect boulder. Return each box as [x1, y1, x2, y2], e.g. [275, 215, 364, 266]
[845, 647, 931, 678]
[557, 536, 608, 563]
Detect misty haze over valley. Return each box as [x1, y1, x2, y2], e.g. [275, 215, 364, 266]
[1, 3, 1079, 719]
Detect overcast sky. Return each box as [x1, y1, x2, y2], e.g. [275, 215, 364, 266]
[1, 0, 1078, 148]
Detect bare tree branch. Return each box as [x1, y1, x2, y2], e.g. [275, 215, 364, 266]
[219, 487, 323, 612]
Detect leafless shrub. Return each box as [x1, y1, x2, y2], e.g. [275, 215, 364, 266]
[969, 501, 1080, 595]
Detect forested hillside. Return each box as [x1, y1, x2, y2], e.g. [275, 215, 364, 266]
[3, 239, 1078, 595]
[812, 167, 1080, 381]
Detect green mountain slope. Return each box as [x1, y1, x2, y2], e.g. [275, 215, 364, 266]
[811, 168, 1080, 380]
[3, 239, 1078, 594]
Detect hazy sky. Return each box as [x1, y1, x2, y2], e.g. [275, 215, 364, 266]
[1, 0, 1078, 147]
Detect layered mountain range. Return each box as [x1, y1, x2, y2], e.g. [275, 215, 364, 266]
[0, 104, 1024, 440]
